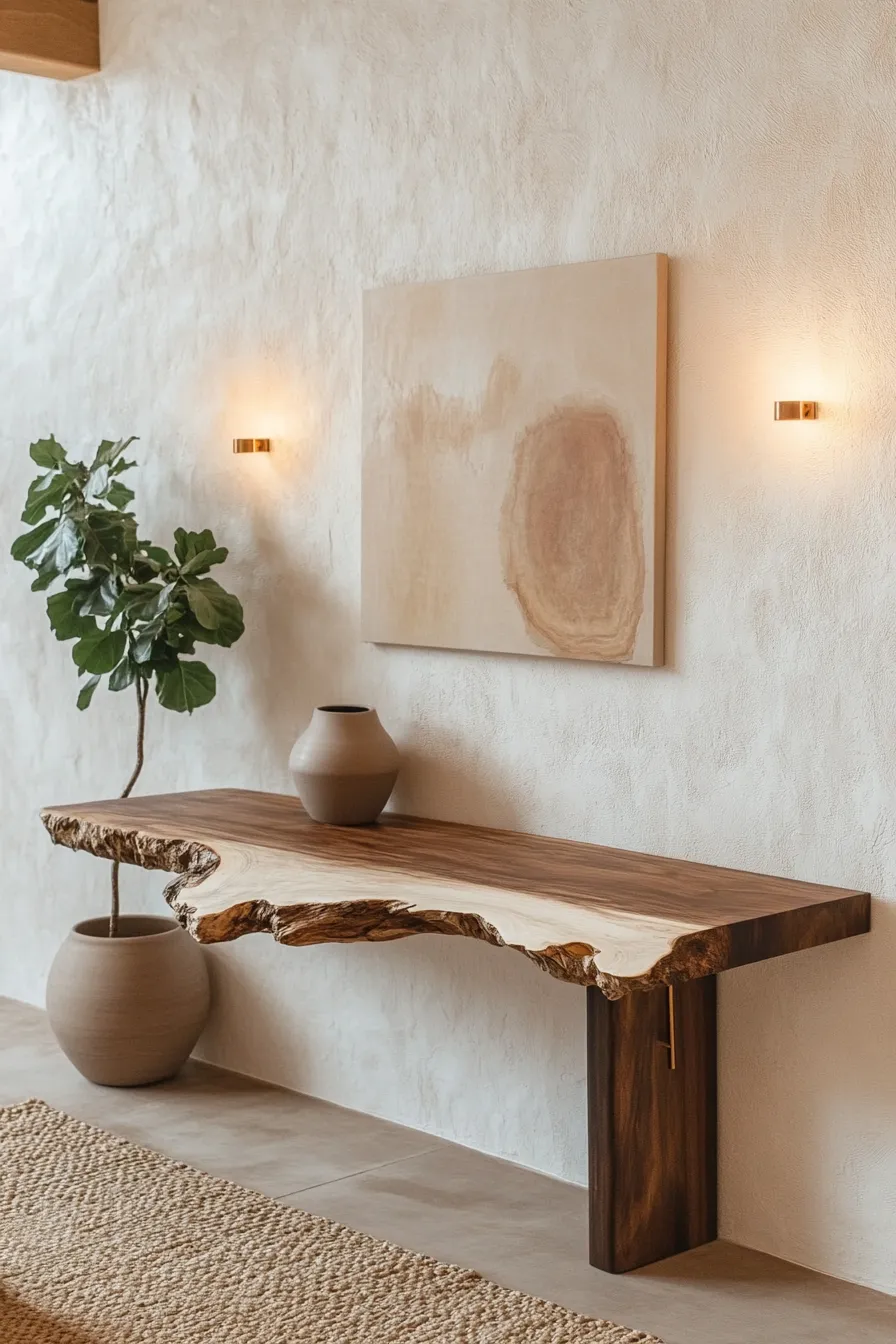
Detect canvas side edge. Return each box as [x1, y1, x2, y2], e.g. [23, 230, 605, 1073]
[652, 252, 669, 668]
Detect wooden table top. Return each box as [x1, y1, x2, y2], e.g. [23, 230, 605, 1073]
[42, 789, 870, 999]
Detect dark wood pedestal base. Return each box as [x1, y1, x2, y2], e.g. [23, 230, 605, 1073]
[587, 976, 718, 1273]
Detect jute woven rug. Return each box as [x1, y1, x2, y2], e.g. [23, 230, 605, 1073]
[0, 1101, 661, 1343]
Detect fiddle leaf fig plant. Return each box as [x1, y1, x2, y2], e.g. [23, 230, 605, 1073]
[12, 435, 245, 936]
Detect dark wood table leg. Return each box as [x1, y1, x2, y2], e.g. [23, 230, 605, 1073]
[587, 976, 718, 1273]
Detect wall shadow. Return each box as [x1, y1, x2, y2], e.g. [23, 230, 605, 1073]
[228, 480, 358, 780]
[390, 734, 525, 833]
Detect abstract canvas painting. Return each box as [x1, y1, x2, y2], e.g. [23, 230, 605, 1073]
[362, 253, 667, 666]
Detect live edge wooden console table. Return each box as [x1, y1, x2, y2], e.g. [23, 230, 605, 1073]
[42, 789, 870, 1274]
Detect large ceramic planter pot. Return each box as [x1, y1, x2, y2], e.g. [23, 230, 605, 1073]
[289, 704, 400, 825]
[46, 915, 210, 1087]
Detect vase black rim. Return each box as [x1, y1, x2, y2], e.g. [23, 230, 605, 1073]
[317, 704, 371, 714]
[71, 915, 181, 942]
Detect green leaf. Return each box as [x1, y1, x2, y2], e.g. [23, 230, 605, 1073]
[30, 516, 80, 577]
[59, 460, 89, 484]
[138, 543, 173, 566]
[155, 659, 216, 713]
[183, 578, 244, 644]
[109, 658, 138, 692]
[128, 582, 172, 623]
[180, 546, 228, 577]
[166, 632, 196, 656]
[21, 470, 71, 526]
[76, 675, 101, 711]
[159, 605, 196, 653]
[132, 628, 161, 663]
[47, 590, 97, 642]
[81, 510, 138, 572]
[11, 518, 56, 564]
[106, 481, 135, 510]
[144, 641, 179, 673]
[109, 582, 150, 619]
[72, 626, 127, 675]
[174, 527, 216, 566]
[174, 615, 231, 649]
[30, 570, 56, 592]
[168, 600, 243, 649]
[84, 464, 109, 501]
[76, 574, 120, 617]
[29, 436, 66, 469]
[90, 437, 138, 470]
[131, 543, 174, 581]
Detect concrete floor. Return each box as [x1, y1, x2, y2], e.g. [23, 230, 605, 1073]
[1, 996, 893, 1344]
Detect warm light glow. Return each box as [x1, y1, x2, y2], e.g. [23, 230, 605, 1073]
[757, 330, 846, 423]
[199, 353, 319, 514]
[216, 357, 314, 443]
[755, 334, 845, 442]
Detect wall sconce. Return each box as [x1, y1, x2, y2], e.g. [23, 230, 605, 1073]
[774, 401, 818, 421]
[233, 438, 271, 453]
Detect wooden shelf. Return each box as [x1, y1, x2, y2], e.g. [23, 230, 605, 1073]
[41, 787, 871, 1272]
[0, 1, 99, 80]
[42, 788, 869, 1000]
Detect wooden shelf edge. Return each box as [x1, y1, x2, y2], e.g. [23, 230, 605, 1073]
[40, 804, 713, 998]
[0, 0, 100, 81]
[41, 803, 871, 1000]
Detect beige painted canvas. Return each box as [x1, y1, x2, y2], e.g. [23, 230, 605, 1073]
[362, 254, 667, 666]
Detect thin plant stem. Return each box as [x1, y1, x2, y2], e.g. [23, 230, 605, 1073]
[110, 678, 149, 938]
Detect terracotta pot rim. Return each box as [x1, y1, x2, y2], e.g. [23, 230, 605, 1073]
[315, 704, 373, 715]
[70, 915, 182, 943]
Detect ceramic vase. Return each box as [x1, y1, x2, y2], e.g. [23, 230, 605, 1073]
[46, 915, 210, 1087]
[289, 705, 400, 825]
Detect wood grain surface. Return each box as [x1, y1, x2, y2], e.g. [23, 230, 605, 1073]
[588, 979, 717, 1271]
[0, 0, 99, 80]
[42, 789, 870, 999]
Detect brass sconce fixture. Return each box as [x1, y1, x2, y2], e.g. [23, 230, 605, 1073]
[233, 438, 271, 454]
[774, 401, 818, 421]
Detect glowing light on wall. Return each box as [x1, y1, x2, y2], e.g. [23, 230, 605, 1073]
[774, 401, 819, 421]
[232, 438, 272, 453]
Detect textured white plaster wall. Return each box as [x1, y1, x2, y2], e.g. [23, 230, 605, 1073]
[1, 0, 894, 1294]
